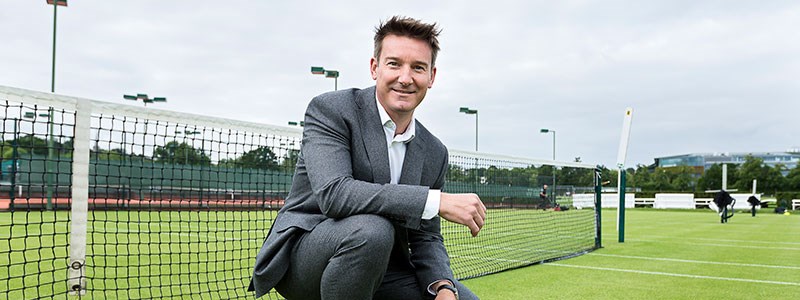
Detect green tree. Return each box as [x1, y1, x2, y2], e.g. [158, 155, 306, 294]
[558, 165, 593, 187]
[697, 163, 739, 191]
[153, 141, 211, 165]
[281, 149, 300, 172]
[735, 155, 786, 194]
[218, 146, 279, 170]
[786, 164, 800, 190]
[627, 165, 652, 190]
[3, 134, 49, 156]
[447, 164, 470, 182]
[238, 146, 280, 170]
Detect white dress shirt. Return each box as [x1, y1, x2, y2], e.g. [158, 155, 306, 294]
[376, 98, 440, 220]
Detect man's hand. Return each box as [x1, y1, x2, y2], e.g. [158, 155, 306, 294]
[439, 193, 486, 237]
[435, 289, 457, 300]
[432, 280, 458, 300]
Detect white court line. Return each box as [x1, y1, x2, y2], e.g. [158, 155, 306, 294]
[546, 263, 800, 286]
[624, 238, 800, 251]
[691, 243, 800, 251]
[588, 253, 800, 270]
[637, 235, 800, 246]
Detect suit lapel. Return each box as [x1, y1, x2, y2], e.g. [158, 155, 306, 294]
[398, 127, 424, 185]
[357, 87, 391, 184]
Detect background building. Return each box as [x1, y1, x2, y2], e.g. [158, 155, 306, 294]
[655, 149, 800, 176]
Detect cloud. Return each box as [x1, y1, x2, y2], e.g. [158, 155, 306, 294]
[2, 1, 799, 168]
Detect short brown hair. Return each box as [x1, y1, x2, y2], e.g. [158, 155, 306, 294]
[374, 16, 441, 67]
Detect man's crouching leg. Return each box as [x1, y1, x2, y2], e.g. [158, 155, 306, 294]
[276, 215, 395, 300]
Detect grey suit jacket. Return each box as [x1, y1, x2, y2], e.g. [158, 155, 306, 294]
[250, 86, 453, 298]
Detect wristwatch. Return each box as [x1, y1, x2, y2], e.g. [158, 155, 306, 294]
[436, 284, 459, 300]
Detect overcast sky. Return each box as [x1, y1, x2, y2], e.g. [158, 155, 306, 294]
[2, 1, 799, 168]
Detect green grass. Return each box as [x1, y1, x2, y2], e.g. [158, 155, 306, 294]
[0, 208, 597, 299]
[3, 208, 797, 299]
[465, 209, 800, 299]
[0, 210, 278, 299]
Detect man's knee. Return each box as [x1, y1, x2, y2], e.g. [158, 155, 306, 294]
[342, 214, 395, 254]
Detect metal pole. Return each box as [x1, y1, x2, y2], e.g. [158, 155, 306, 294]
[199, 137, 204, 207]
[51, 2, 58, 93]
[46, 107, 54, 210]
[618, 170, 626, 243]
[10, 119, 19, 211]
[475, 112, 479, 152]
[335, 77, 338, 91]
[552, 131, 556, 204]
[594, 167, 602, 248]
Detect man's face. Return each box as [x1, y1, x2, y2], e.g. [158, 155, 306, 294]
[371, 34, 437, 118]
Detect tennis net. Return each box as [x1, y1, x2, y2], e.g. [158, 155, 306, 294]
[0, 85, 601, 299]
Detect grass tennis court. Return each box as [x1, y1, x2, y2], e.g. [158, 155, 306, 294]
[466, 208, 800, 299]
[3, 207, 797, 299]
[0, 207, 596, 299]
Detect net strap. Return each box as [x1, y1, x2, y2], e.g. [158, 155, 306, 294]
[68, 98, 90, 295]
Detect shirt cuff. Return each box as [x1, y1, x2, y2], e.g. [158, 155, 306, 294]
[422, 189, 441, 220]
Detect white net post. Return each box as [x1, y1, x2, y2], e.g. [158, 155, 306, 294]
[68, 99, 91, 295]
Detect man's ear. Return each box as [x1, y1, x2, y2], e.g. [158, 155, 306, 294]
[428, 66, 437, 88]
[370, 57, 378, 80]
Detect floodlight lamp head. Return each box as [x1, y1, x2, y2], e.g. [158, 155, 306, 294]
[540, 128, 550, 133]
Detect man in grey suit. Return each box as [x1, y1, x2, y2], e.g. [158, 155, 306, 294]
[250, 16, 486, 300]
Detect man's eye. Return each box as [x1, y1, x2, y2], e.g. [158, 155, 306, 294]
[387, 61, 398, 66]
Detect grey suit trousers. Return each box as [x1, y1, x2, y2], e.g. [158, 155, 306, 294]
[274, 215, 478, 300]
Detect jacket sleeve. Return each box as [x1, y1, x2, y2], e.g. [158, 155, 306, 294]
[301, 94, 428, 230]
[409, 152, 454, 293]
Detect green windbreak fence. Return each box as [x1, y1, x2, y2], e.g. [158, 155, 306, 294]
[0, 85, 601, 299]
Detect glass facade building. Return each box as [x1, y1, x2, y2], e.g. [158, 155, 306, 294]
[655, 151, 800, 175]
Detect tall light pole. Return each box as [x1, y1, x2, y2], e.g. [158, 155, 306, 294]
[311, 66, 339, 91]
[25, 110, 55, 210]
[176, 130, 203, 206]
[459, 107, 478, 151]
[46, 0, 68, 93]
[122, 93, 166, 157]
[540, 128, 556, 204]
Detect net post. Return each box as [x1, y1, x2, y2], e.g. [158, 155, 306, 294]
[618, 170, 626, 243]
[68, 98, 91, 295]
[594, 166, 602, 248]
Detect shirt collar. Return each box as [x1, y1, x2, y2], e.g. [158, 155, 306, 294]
[376, 93, 416, 143]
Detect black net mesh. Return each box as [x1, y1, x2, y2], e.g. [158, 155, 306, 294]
[0, 91, 599, 299]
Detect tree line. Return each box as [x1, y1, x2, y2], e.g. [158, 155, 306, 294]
[1, 135, 299, 171]
[5, 136, 799, 195]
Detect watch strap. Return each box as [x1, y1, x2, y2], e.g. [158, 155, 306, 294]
[436, 284, 459, 300]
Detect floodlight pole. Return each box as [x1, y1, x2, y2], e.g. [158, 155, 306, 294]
[46, 108, 54, 210]
[50, 1, 58, 93]
[46, 0, 65, 210]
[176, 130, 203, 206]
[540, 128, 557, 204]
[311, 66, 339, 91]
[459, 107, 478, 151]
[10, 119, 20, 211]
[122, 93, 166, 159]
[24, 110, 55, 210]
